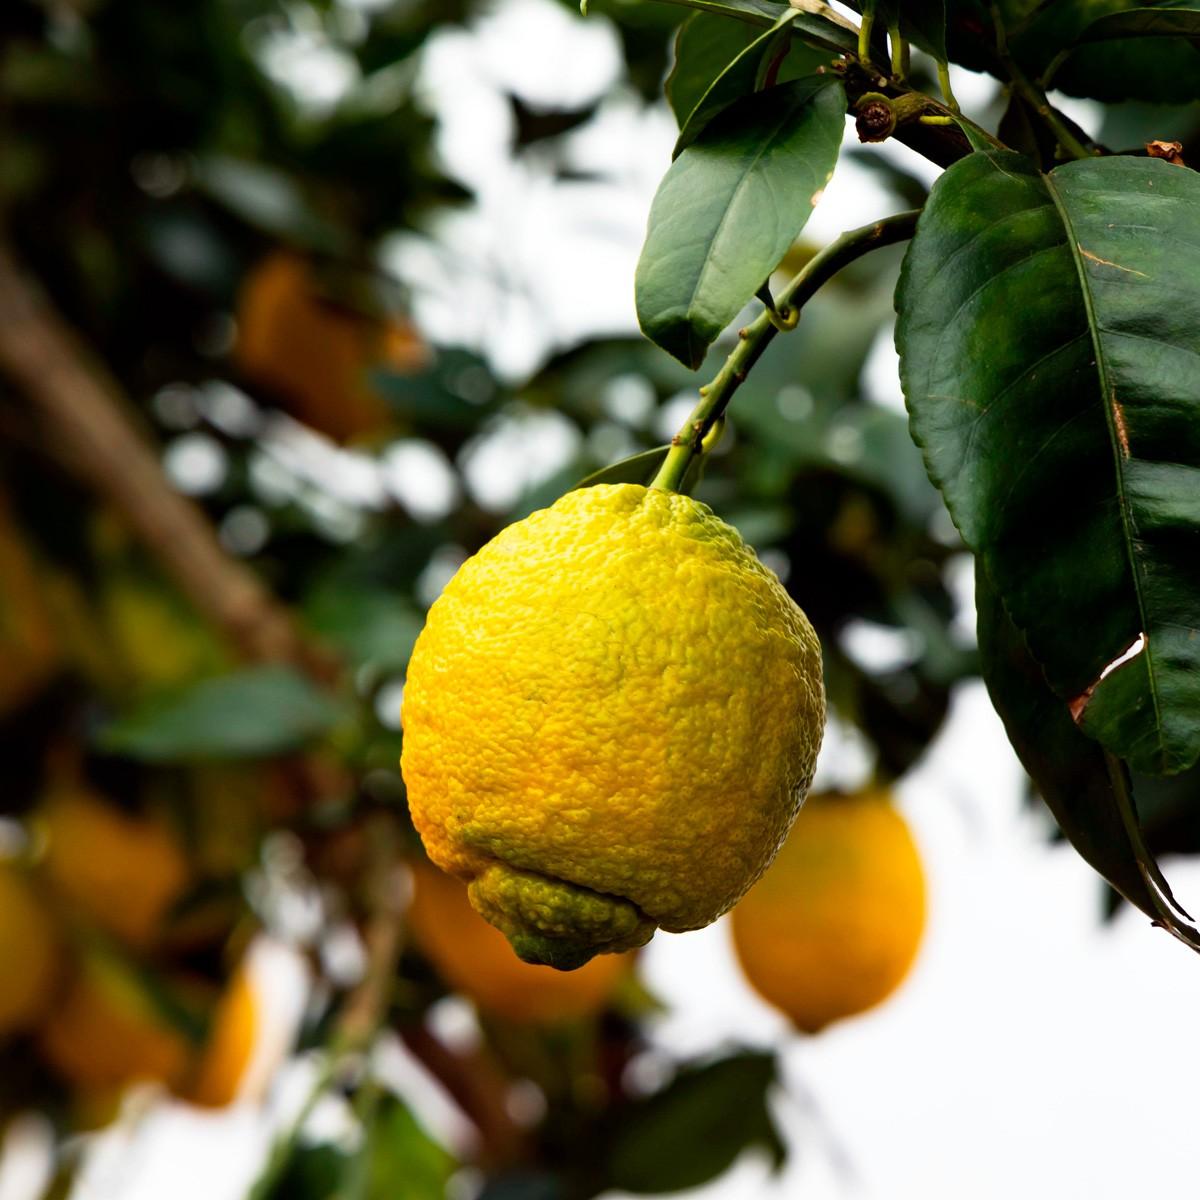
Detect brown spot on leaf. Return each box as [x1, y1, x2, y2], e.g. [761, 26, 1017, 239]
[1069, 635, 1146, 724]
[1110, 389, 1130, 457]
[1078, 246, 1148, 278]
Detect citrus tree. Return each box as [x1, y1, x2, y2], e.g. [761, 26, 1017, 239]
[1, 0, 1199, 1198]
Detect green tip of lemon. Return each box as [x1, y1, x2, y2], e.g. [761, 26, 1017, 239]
[467, 863, 654, 970]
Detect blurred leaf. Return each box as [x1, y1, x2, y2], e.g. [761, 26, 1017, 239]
[99, 666, 348, 762]
[351, 1096, 455, 1200]
[304, 582, 423, 672]
[636, 75, 845, 367]
[600, 1051, 785, 1195]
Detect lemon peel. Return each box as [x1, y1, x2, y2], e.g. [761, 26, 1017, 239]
[401, 483, 825, 968]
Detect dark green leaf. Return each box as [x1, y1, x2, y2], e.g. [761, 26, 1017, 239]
[99, 666, 348, 762]
[666, 14, 760, 126]
[603, 1051, 785, 1194]
[896, 151, 1200, 776]
[1013, 3, 1200, 103]
[636, 75, 845, 368]
[975, 560, 1200, 950]
[575, 446, 671, 488]
[674, 11, 798, 156]
[304, 582, 423, 672]
[650, 0, 859, 54]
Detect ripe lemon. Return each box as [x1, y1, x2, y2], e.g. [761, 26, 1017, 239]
[189, 957, 259, 1107]
[42, 790, 190, 949]
[401, 483, 825, 969]
[0, 864, 61, 1036]
[408, 861, 631, 1023]
[731, 790, 925, 1033]
[235, 251, 426, 444]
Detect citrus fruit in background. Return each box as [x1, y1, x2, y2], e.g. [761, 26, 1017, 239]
[0, 864, 62, 1037]
[731, 790, 925, 1034]
[401, 483, 825, 970]
[38, 950, 193, 1095]
[189, 955, 259, 1107]
[408, 862, 631, 1024]
[0, 492, 60, 717]
[235, 250, 426, 444]
[42, 790, 190, 949]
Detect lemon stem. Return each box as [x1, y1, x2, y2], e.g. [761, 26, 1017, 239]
[650, 210, 922, 494]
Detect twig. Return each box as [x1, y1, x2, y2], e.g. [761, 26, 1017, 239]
[0, 243, 310, 668]
[650, 210, 920, 493]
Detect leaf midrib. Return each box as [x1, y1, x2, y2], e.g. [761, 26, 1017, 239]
[1042, 169, 1167, 766]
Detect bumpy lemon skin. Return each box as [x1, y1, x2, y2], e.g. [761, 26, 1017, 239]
[401, 483, 825, 969]
[731, 791, 926, 1034]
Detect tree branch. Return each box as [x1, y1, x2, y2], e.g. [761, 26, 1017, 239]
[0, 243, 308, 667]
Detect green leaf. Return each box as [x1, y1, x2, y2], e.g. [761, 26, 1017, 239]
[896, 151, 1200, 776]
[975, 560, 1200, 950]
[99, 666, 348, 762]
[575, 446, 671, 488]
[303, 581, 423, 672]
[650, 0, 859, 54]
[355, 1097, 455, 1200]
[1012, 2, 1200, 103]
[674, 11, 798, 156]
[666, 14, 760, 126]
[636, 75, 845, 368]
[602, 1051, 785, 1194]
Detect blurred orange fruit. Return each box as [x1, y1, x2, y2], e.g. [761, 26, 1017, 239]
[0, 863, 62, 1037]
[38, 951, 192, 1094]
[731, 790, 925, 1034]
[0, 493, 60, 716]
[235, 251, 426, 443]
[188, 957, 259, 1107]
[408, 863, 632, 1025]
[42, 790, 190, 949]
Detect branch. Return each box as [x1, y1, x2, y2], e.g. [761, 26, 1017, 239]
[650, 210, 920, 492]
[0, 243, 308, 667]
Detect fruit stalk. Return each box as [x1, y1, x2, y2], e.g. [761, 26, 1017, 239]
[650, 209, 922, 494]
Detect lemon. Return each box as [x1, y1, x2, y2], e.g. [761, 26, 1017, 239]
[0, 864, 61, 1036]
[401, 483, 825, 969]
[38, 951, 192, 1094]
[189, 957, 259, 1107]
[408, 861, 631, 1023]
[731, 790, 925, 1033]
[42, 790, 190, 949]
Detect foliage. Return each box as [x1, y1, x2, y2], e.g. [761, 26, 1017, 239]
[2, 0, 1200, 1196]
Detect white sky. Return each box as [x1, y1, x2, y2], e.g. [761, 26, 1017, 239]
[10, 5, 1198, 1200]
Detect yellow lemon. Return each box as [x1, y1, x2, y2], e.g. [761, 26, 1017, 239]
[189, 957, 259, 1107]
[731, 790, 925, 1033]
[0, 864, 61, 1036]
[235, 251, 426, 444]
[401, 483, 824, 969]
[408, 862, 631, 1023]
[42, 790, 190, 949]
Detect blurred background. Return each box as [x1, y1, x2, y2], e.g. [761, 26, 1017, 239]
[3, 2, 1200, 1198]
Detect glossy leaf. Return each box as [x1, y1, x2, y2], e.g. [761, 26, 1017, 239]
[650, 0, 859, 54]
[1013, 2, 1200, 103]
[665, 13, 760, 126]
[575, 446, 670, 488]
[976, 561, 1200, 950]
[674, 11, 798, 156]
[636, 75, 845, 368]
[99, 666, 348, 761]
[897, 151, 1200, 777]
